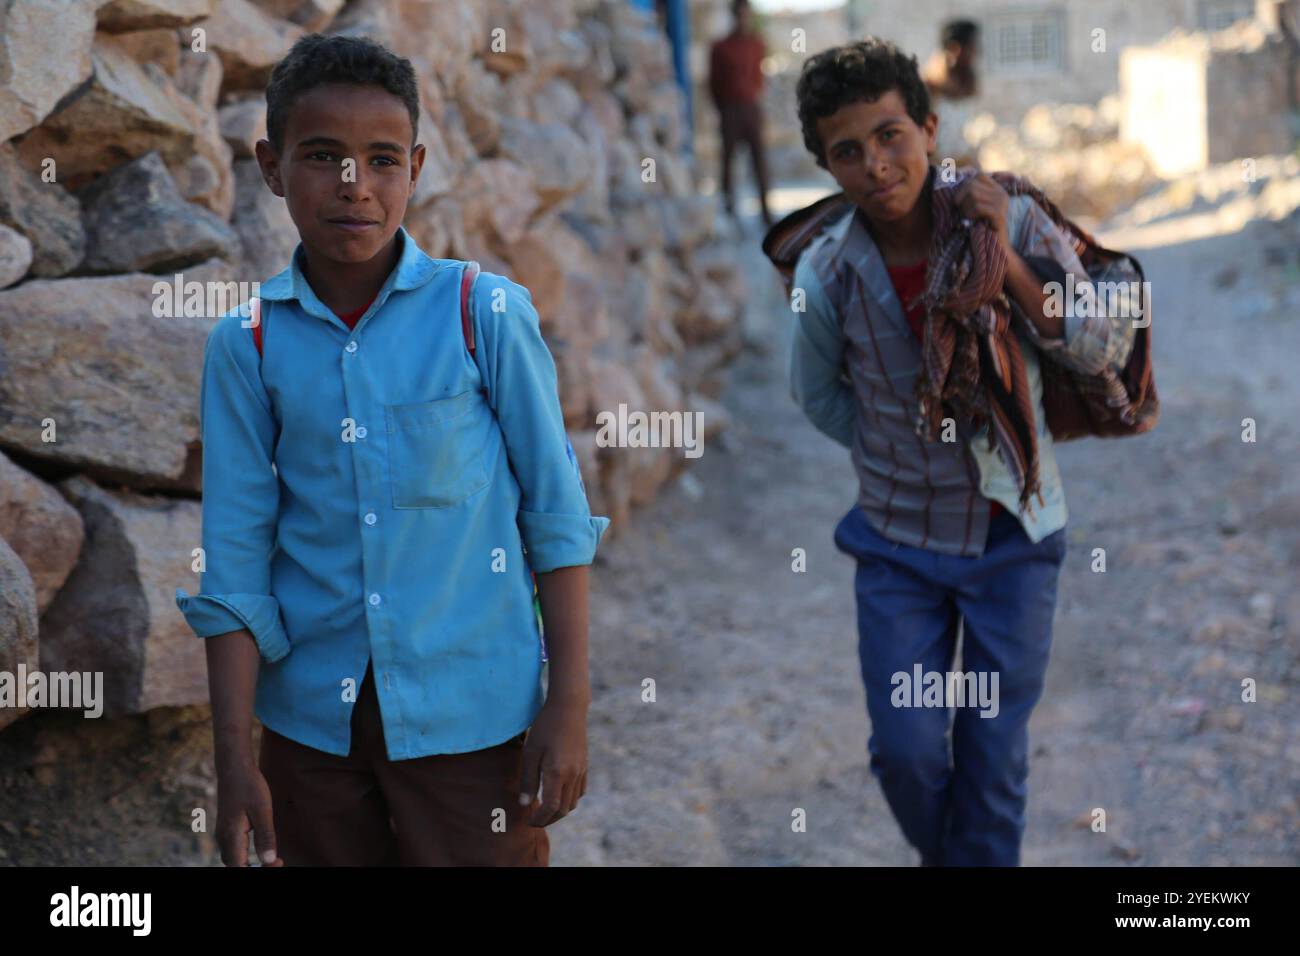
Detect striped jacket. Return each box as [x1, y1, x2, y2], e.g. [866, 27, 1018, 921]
[789, 182, 1134, 556]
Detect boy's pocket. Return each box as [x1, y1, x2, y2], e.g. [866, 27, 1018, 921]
[385, 390, 494, 509]
[833, 504, 902, 561]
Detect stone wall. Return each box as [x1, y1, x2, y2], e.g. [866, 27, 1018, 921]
[0, 0, 745, 726]
[966, 97, 1161, 224]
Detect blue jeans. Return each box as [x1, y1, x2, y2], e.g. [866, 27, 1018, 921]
[833, 505, 1067, 866]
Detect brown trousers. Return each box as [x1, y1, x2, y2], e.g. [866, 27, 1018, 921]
[258, 660, 548, 866]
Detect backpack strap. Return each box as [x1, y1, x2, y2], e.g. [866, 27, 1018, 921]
[250, 260, 483, 359]
[250, 297, 263, 357]
[460, 259, 480, 356]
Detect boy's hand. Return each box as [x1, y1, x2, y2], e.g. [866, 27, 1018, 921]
[215, 756, 283, 866]
[519, 697, 588, 827]
[954, 174, 1011, 250]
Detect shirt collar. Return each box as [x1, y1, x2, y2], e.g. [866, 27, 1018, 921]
[256, 225, 441, 314]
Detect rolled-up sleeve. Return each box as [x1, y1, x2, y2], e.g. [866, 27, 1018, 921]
[789, 254, 856, 449]
[1009, 197, 1137, 376]
[472, 272, 610, 572]
[174, 309, 290, 663]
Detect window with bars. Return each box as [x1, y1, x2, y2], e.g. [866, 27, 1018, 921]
[1198, 0, 1255, 31]
[988, 10, 1066, 74]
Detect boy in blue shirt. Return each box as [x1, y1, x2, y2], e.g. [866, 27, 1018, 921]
[175, 34, 609, 866]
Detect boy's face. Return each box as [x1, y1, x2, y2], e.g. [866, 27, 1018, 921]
[257, 83, 425, 267]
[816, 90, 936, 227]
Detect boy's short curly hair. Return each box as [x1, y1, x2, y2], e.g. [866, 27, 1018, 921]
[265, 33, 420, 153]
[795, 38, 932, 169]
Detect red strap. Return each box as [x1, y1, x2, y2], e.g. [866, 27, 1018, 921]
[251, 261, 481, 358]
[251, 297, 263, 357]
[461, 260, 480, 356]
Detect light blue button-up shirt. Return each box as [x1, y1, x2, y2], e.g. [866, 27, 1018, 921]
[175, 226, 609, 759]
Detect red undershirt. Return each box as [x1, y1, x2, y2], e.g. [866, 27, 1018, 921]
[885, 259, 1004, 520]
[336, 294, 377, 330]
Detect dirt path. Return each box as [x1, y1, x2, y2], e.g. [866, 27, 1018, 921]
[553, 194, 1300, 866]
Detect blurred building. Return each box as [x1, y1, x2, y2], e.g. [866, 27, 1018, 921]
[689, 0, 1298, 193]
[1120, 4, 1299, 176]
[846, 0, 1273, 122]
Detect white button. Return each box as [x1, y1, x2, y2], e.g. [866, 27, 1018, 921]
[364, 512, 377, 525]
[368, 593, 381, 606]
[356, 425, 368, 439]
[345, 341, 358, 353]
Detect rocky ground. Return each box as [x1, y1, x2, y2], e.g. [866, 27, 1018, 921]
[4, 173, 1298, 867]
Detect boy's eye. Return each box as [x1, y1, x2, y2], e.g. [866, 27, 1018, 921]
[306, 154, 397, 167]
[880, 129, 898, 141]
[305, 152, 398, 166]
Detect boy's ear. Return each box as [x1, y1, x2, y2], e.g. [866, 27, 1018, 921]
[922, 111, 938, 155]
[408, 141, 426, 194]
[253, 139, 285, 198]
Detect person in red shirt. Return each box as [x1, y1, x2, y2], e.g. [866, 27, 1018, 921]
[709, 0, 773, 229]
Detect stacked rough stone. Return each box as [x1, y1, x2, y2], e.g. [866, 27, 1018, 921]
[963, 97, 1162, 224]
[0, 0, 745, 725]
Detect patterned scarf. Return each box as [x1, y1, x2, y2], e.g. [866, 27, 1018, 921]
[761, 171, 1158, 478]
[908, 167, 1044, 514]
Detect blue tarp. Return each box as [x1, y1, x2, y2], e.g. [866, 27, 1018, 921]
[626, 0, 694, 150]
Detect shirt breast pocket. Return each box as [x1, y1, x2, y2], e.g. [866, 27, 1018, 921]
[385, 389, 494, 509]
